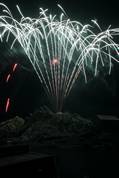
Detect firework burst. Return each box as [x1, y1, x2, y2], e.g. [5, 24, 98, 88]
[0, 3, 119, 111]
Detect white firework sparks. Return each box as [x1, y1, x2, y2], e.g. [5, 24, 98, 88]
[0, 3, 119, 111]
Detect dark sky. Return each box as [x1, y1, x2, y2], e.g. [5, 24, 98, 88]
[0, 0, 119, 28]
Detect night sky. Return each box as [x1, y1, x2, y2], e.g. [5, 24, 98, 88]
[0, 0, 119, 118]
[1, 0, 119, 26]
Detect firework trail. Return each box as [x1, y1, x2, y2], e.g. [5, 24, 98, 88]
[5, 97, 10, 112]
[4, 63, 18, 112]
[0, 3, 119, 111]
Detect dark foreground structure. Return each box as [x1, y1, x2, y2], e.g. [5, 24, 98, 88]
[0, 114, 119, 178]
[0, 145, 56, 178]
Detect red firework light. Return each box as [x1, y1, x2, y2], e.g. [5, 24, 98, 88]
[6, 73, 11, 82]
[5, 98, 10, 112]
[51, 58, 60, 65]
[12, 63, 18, 72]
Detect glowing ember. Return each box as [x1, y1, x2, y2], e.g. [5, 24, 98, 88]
[5, 98, 10, 112]
[12, 63, 18, 72]
[6, 74, 11, 82]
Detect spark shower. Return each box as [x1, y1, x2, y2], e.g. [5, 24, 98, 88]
[0, 3, 119, 112]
